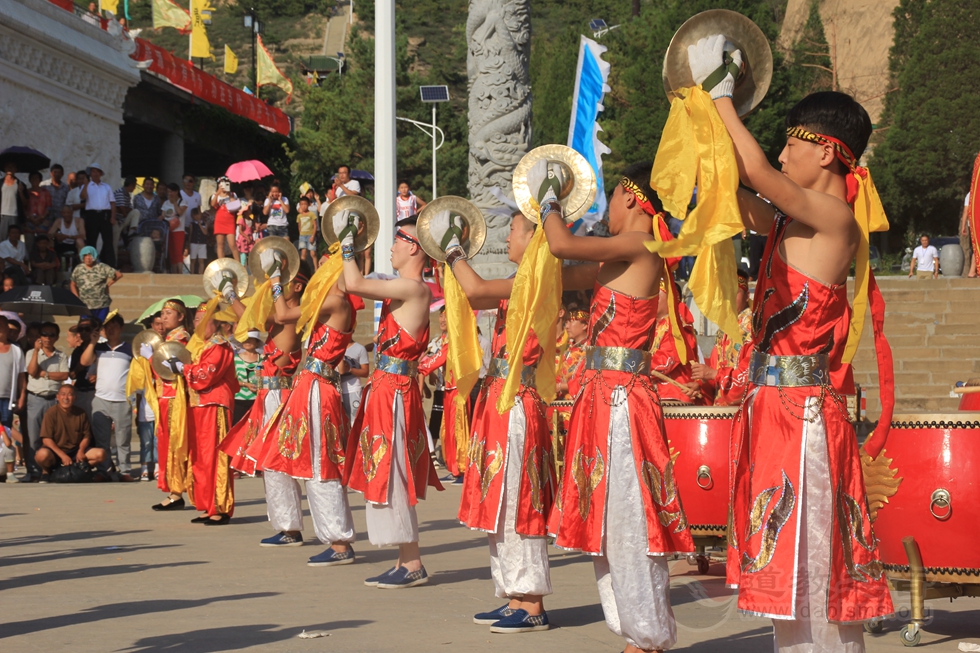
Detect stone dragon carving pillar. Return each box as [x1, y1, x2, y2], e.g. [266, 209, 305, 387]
[466, 0, 531, 278]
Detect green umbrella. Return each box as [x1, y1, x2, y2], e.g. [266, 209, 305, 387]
[136, 295, 205, 323]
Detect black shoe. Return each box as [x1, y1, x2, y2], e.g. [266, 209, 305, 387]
[191, 515, 210, 523]
[204, 514, 231, 526]
[152, 497, 185, 511]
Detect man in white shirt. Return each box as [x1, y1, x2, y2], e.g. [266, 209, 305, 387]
[79, 311, 133, 474]
[909, 234, 940, 279]
[332, 165, 361, 199]
[339, 341, 369, 422]
[180, 174, 202, 231]
[80, 163, 117, 268]
[0, 225, 29, 285]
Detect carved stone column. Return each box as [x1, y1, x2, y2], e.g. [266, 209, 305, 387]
[466, 0, 531, 278]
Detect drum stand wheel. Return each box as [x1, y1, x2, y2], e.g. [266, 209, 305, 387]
[863, 618, 883, 635]
[900, 623, 921, 648]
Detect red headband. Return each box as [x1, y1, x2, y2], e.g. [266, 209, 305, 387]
[395, 228, 420, 247]
[786, 126, 866, 204]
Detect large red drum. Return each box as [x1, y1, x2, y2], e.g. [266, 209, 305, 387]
[871, 413, 980, 582]
[957, 391, 980, 411]
[663, 405, 737, 537]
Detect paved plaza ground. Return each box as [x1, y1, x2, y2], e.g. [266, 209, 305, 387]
[1, 478, 978, 652]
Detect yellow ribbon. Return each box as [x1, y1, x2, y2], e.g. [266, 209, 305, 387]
[234, 278, 273, 342]
[653, 225, 689, 364]
[125, 356, 159, 424]
[297, 243, 343, 341]
[843, 171, 889, 363]
[644, 86, 743, 344]
[187, 294, 222, 362]
[443, 262, 483, 428]
[497, 226, 561, 414]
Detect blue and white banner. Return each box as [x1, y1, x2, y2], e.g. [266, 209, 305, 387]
[567, 35, 611, 232]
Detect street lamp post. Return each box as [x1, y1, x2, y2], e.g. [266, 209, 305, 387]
[396, 115, 445, 200]
[418, 85, 449, 199]
[243, 9, 260, 94]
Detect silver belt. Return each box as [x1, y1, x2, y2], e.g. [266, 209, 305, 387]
[584, 346, 652, 375]
[259, 375, 293, 390]
[375, 354, 418, 378]
[749, 352, 829, 387]
[304, 357, 340, 385]
[486, 356, 537, 388]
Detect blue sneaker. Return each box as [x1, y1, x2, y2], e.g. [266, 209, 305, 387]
[363, 567, 397, 587]
[376, 565, 429, 589]
[259, 532, 304, 547]
[490, 609, 550, 633]
[308, 546, 355, 567]
[473, 604, 515, 625]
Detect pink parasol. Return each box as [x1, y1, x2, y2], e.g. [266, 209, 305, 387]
[225, 160, 273, 183]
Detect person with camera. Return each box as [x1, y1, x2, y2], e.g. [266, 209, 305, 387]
[34, 385, 105, 482]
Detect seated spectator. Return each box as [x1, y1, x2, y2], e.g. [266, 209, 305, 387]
[0, 225, 29, 286]
[34, 385, 105, 482]
[30, 236, 59, 286]
[49, 204, 86, 272]
[2, 274, 15, 294]
[187, 207, 209, 274]
[24, 171, 52, 253]
[70, 247, 121, 323]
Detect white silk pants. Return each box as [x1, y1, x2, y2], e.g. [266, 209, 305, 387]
[364, 391, 419, 547]
[488, 401, 552, 599]
[594, 386, 676, 651]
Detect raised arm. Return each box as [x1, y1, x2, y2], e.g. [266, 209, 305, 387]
[542, 210, 650, 264]
[451, 259, 513, 309]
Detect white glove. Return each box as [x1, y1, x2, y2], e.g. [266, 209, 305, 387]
[166, 358, 184, 375]
[332, 209, 360, 248]
[259, 248, 282, 278]
[430, 210, 462, 253]
[218, 270, 237, 302]
[139, 342, 153, 360]
[688, 34, 742, 100]
[527, 159, 565, 205]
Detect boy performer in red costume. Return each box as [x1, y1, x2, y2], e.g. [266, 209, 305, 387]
[692, 269, 753, 406]
[690, 35, 894, 651]
[258, 256, 358, 566]
[543, 163, 695, 653]
[339, 213, 442, 589]
[651, 277, 706, 404]
[182, 303, 239, 525]
[148, 299, 191, 512]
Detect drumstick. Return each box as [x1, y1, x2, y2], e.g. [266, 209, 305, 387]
[953, 386, 980, 395]
[651, 369, 702, 398]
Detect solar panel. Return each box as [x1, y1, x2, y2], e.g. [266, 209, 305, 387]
[589, 18, 607, 30]
[420, 85, 450, 103]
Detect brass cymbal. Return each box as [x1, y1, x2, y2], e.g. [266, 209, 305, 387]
[321, 196, 381, 253]
[662, 9, 772, 117]
[248, 237, 300, 285]
[416, 196, 488, 262]
[151, 341, 192, 381]
[203, 258, 249, 299]
[513, 145, 597, 224]
[131, 329, 163, 354]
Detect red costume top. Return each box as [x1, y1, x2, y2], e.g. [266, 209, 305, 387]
[557, 340, 585, 400]
[344, 300, 441, 505]
[261, 308, 355, 481]
[458, 299, 554, 536]
[727, 214, 893, 621]
[651, 303, 706, 404]
[418, 334, 469, 476]
[184, 333, 239, 409]
[551, 283, 695, 555]
[706, 308, 753, 406]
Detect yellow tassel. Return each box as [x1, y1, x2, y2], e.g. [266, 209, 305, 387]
[126, 357, 159, 424]
[297, 243, 344, 341]
[443, 264, 483, 407]
[187, 294, 222, 362]
[843, 171, 889, 363]
[235, 279, 274, 342]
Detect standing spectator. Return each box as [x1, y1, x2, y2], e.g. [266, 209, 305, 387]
[68, 317, 99, 417]
[180, 174, 202, 232]
[70, 246, 122, 322]
[909, 234, 940, 279]
[187, 207, 209, 274]
[295, 197, 318, 268]
[40, 164, 70, 226]
[23, 322, 69, 481]
[0, 315, 26, 483]
[209, 177, 240, 261]
[0, 225, 29, 285]
[156, 178, 170, 206]
[338, 340, 369, 423]
[113, 176, 137, 254]
[24, 171, 52, 253]
[960, 192, 977, 279]
[236, 203, 257, 267]
[80, 311, 133, 474]
[49, 204, 86, 273]
[233, 329, 264, 424]
[331, 165, 360, 200]
[302, 185, 319, 214]
[1, 163, 24, 241]
[66, 170, 88, 222]
[80, 163, 117, 267]
[34, 385, 106, 482]
[133, 178, 161, 226]
[161, 183, 186, 274]
[262, 183, 289, 238]
[30, 235, 59, 285]
[396, 182, 427, 220]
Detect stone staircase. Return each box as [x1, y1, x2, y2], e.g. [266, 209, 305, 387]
[851, 277, 979, 419]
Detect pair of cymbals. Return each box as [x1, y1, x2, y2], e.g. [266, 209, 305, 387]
[203, 258, 249, 299]
[416, 196, 488, 262]
[150, 340, 192, 381]
[248, 237, 301, 284]
[321, 196, 381, 253]
[512, 145, 597, 225]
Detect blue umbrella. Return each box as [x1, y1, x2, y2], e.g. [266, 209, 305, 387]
[0, 146, 50, 173]
[350, 169, 374, 182]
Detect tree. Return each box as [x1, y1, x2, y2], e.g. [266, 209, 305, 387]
[871, 0, 980, 242]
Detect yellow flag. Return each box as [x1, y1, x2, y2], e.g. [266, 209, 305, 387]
[257, 34, 294, 100]
[152, 0, 191, 32]
[190, 0, 214, 60]
[101, 0, 119, 16]
[224, 44, 239, 75]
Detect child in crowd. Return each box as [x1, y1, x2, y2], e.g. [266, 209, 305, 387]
[233, 329, 264, 425]
[187, 207, 209, 274]
[296, 197, 318, 269]
[236, 208, 257, 268]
